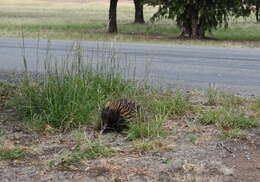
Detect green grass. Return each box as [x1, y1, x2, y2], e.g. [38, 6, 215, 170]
[0, 0, 259, 47]
[252, 98, 260, 111]
[219, 94, 245, 107]
[12, 39, 193, 134]
[209, 23, 260, 41]
[206, 84, 245, 107]
[0, 82, 16, 99]
[201, 86, 253, 131]
[221, 128, 245, 139]
[144, 92, 191, 118]
[206, 83, 218, 106]
[187, 135, 198, 143]
[127, 115, 167, 140]
[197, 107, 259, 129]
[14, 60, 138, 130]
[0, 147, 26, 160]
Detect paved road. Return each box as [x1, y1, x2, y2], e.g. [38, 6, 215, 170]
[0, 38, 260, 96]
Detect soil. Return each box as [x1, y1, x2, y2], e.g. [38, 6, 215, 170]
[0, 95, 260, 182]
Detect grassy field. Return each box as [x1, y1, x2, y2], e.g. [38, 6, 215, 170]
[0, 0, 260, 47]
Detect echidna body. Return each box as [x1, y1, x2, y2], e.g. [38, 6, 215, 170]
[100, 99, 141, 133]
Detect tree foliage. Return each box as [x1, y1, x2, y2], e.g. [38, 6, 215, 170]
[145, 0, 251, 38]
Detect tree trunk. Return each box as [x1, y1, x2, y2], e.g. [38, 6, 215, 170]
[134, 0, 145, 24]
[256, 3, 259, 22]
[179, 4, 205, 39]
[108, 0, 118, 33]
[191, 9, 199, 38]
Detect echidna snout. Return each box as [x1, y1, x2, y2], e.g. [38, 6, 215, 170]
[100, 107, 120, 133]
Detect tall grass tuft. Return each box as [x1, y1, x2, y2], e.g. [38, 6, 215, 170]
[14, 42, 138, 130]
[206, 83, 218, 105]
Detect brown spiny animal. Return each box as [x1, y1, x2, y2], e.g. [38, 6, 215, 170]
[100, 98, 142, 133]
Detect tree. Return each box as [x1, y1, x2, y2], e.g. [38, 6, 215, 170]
[145, 0, 251, 39]
[247, 0, 260, 22]
[134, 0, 145, 24]
[108, 0, 118, 33]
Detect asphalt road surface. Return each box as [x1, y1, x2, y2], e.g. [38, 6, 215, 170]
[0, 38, 260, 96]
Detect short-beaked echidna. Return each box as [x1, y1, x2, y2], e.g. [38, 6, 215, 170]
[99, 98, 142, 133]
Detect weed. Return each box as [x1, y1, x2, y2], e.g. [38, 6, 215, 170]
[127, 115, 167, 140]
[217, 108, 258, 129]
[219, 94, 245, 107]
[0, 147, 26, 160]
[197, 109, 221, 125]
[197, 107, 259, 129]
[0, 82, 16, 102]
[58, 139, 113, 167]
[187, 135, 198, 143]
[133, 140, 154, 152]
[146, 92, 191, 118]
[252, 98, 260, 111]
[206, 83, 218, 105]
[71, 129, 86, 145]
[221, 128, 245, 139]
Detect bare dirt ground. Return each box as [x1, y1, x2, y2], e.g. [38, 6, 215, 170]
[1, 95, 260, 182]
